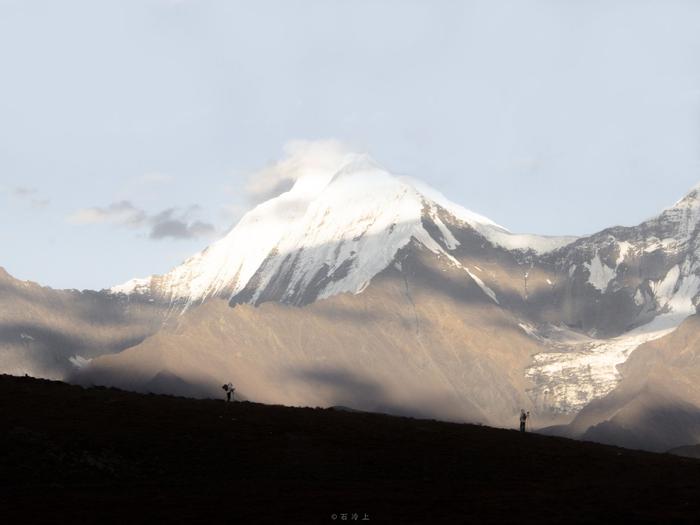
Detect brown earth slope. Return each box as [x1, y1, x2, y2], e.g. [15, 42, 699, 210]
[2, 374, 700, 524]
[76, 244, 554, 428]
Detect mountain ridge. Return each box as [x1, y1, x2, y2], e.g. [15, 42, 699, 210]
[4, 151, 700, 451]
[6, 374, 700, 523]
[111, 155, 577, 310]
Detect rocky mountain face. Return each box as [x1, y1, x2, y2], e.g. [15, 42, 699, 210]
[521, 186, 700, 418]
[0, 268, 165, 380]
[4, 153, 700, 450]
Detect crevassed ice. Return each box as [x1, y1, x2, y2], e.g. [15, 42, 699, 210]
[527, 262, 700, 414]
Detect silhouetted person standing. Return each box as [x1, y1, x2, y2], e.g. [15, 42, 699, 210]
[519, 409, 529, 432]
[222, 382, 235, 402]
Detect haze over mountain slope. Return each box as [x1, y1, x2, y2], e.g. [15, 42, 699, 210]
[82, 244, 547, 428]
[0, 268, 164, 379]
[4, 147, 700, 450]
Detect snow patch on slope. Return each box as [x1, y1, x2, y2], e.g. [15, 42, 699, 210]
[111, 277, 152, 295]
[481, 230, 577, 254]
[465, 267, 500, 304]
[585, 255, 617, 292]
[429, 210, 460, 250]
[655, 262, 700, 315]
[616, 241, 633, 265]
[652, 265, 681, 306]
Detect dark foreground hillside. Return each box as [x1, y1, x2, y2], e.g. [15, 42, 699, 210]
[2, 375, 700, 524]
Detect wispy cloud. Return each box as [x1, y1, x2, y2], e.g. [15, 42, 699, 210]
[148, 208, 216, 240]
[14, 187, 38, 197]
[11, 186, 51, 208]
[68, 201, 216, 240]
[244, 139, 352, 205]
[68, 200, 146, 227]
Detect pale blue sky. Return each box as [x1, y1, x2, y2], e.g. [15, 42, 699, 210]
[2, 0, 700, 290]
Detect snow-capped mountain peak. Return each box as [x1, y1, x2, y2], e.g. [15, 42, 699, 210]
[111, 153, 575, 307]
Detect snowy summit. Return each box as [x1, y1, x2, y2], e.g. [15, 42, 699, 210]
[111, 149, 576, 308]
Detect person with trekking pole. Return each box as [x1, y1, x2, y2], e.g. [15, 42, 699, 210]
[519, 409, 530, 432]
[222, 382, 235, 402]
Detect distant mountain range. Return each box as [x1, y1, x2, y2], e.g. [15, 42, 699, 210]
[3, 153, 700, 451]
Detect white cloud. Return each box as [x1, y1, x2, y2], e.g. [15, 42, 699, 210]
[9, 186, 51, 208]
[219, 202, 248, 225]
[244, 139, 353, 204]
[68, 201, 146, 226]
